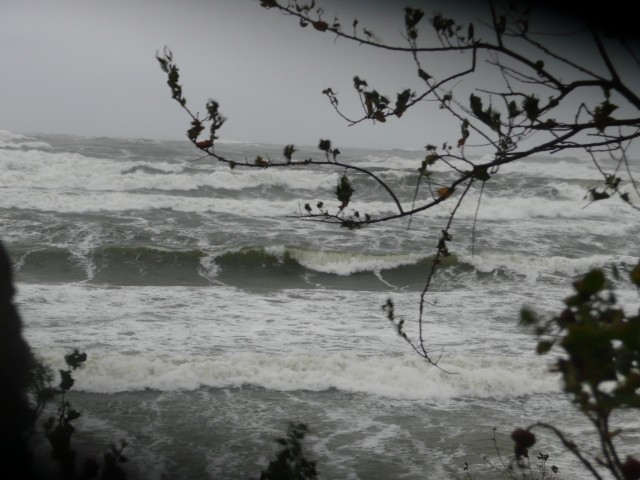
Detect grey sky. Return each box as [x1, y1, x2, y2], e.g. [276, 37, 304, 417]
[0, 0, 432, 148]
[0, 0, 635, 149]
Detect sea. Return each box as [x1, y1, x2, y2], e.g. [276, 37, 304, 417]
[1, 129, 639, 479]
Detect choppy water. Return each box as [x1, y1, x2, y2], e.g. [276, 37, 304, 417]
[2, 129, 639, 479]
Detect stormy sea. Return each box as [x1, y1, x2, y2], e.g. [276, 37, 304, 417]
[1, 129, 639, 479]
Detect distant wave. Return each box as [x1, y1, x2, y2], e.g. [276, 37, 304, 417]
[0, 129, 27, 141]
[12, 243, 631, 288]
[0, 147, 338, 192]
[0, 129, 51, 150]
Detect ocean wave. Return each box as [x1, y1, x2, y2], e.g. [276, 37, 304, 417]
[461, 252, 637, 279]
[13, 242, 629, 288]
[34, 349, 558, 399]
[263, 245, 425, 275]
[0, 148, 340, 192]
[0, 130, 52, 150]
[0, 129, 27, 142]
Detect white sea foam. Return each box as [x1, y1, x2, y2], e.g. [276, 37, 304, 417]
[499, 156, 640, 179]
[451, 187, 631, 220]
[0, 129, 27, 141]
[0, 130, 52, 149]
[264, 245, 424, 275]
[0, 189, 308, 215]
[0, 140, 52, 150]
[0, 148, 338, 192]
[462, 252, 637, 278]
[32, 348, 558, 399]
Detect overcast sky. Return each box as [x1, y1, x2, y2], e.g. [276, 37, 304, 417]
[0, 0, 635, 149]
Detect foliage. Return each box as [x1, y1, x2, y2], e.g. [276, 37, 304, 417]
[259, 423, 318, 480]
[519, 265, 640, 480]
[458, 427, 559, 480]
[38, 349, 129, 480]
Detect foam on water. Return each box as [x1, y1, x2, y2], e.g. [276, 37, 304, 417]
[32, 348, 558, 399]
[0, 189, 303, 215]
[264, 245, 426, 275]
[462, 252, 638, 278]
[0, 147, 339, 192]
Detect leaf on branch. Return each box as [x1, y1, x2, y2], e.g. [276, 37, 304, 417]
[536, 340, 554, 354]
[394, 89, 413, 117]
[187, 119, 205, 141]
[431, 14, 456, 37]
[404, 8, 424, 29]
[593, 101, 618, 132]
[589, 188, 610, 201]
[353, 76, 368, 92]
[437, 187, 452, 199]
[195, 139, 213, 149]
[65, 349, 87, 370]
[437, 237, 451, 256]
[508, 100, 520, 119]
[574, 268, 605, 295]
[259, 0, 279, 8]
[425, 154, 439, 166]
[59, 370, 74, 391]
[313, 20, 328, 31]
[417, 68, 432, 83]
[156, 48, 186, 107]
[255, 155, 269, 168]
[318, 138, 332, 153]
[469, 94, 501, 132]
[522, 95, 540, 122]
[511, 428, 536, 460]
[404, 7, 424, 39]
[458, 119, 469, 146]
[605, 175, 621, 189]
[520, 308, 537, 326]
[283, 144, 296, 163]
[205, 100, 226, 141]
[469, 94, 483, 117]
[336, 174, 354, 210]
[363, 28, 376, 41]
[363, 90, 388, 117]
[373, 110, 386, 122]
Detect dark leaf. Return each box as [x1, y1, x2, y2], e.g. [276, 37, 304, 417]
[418, 68, 432, 82]
[313, 20, 328, 32]
[59, 370, 74, 391]
[318, 139, 332, 153]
